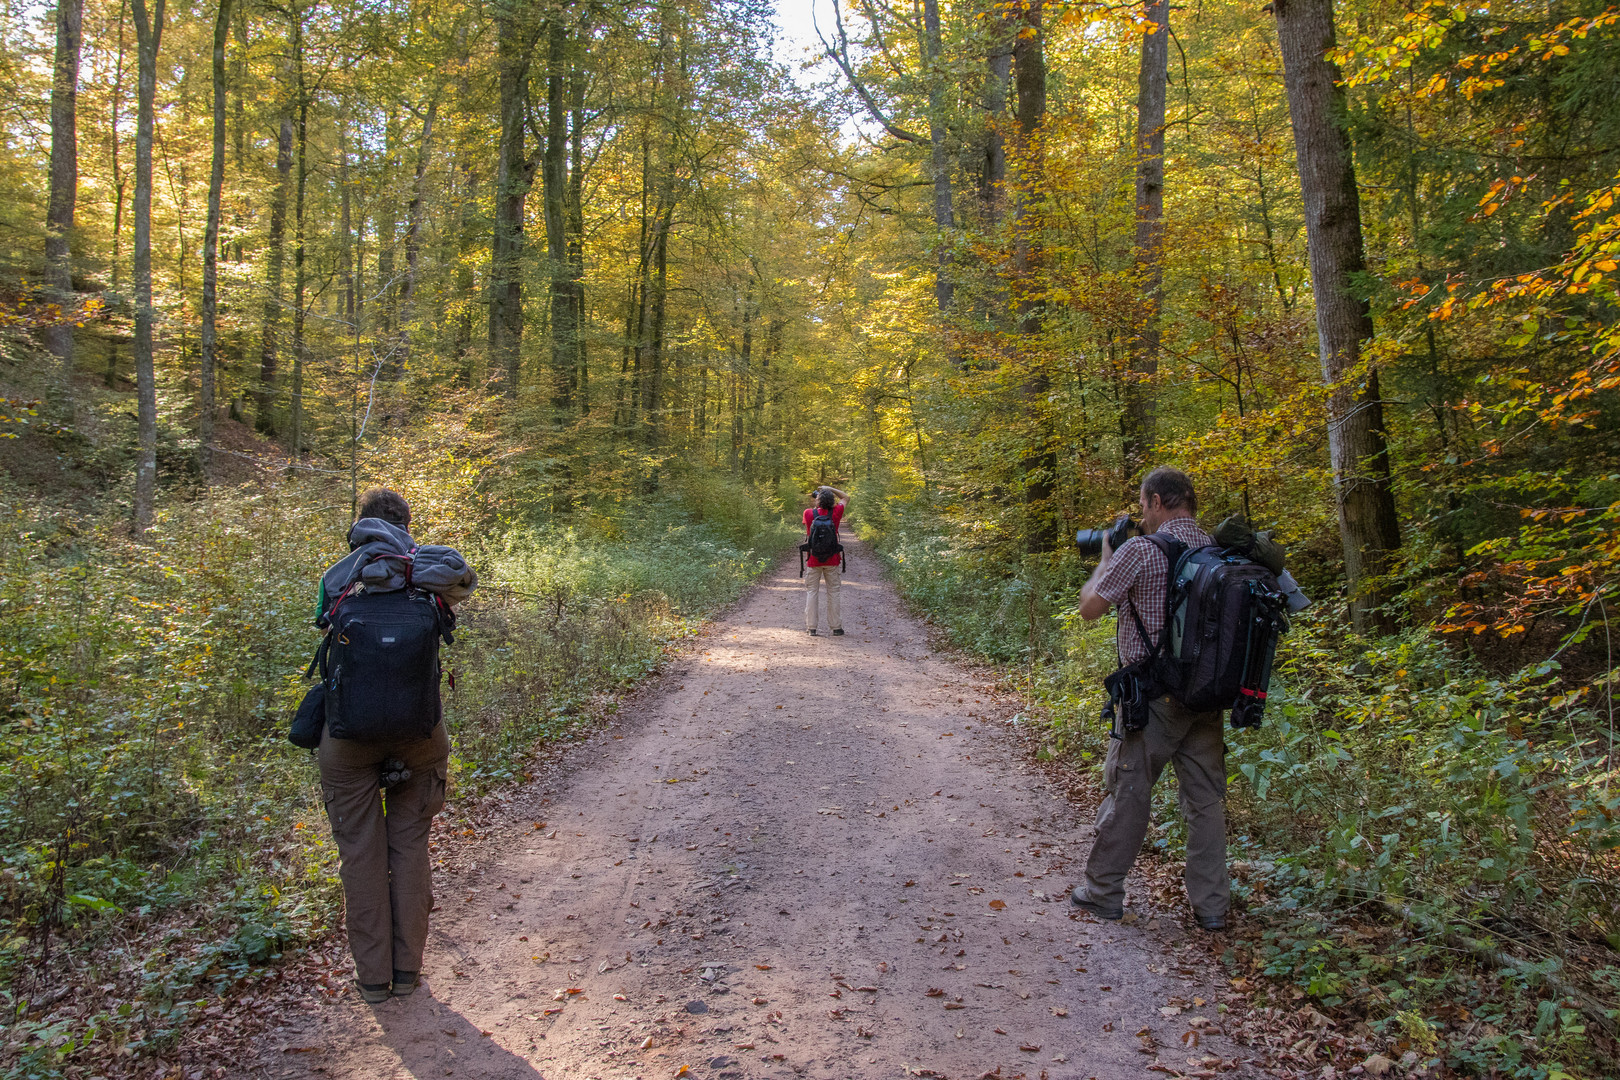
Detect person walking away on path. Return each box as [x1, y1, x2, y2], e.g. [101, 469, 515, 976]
[804, 486, 847, 636]
[316, 487, 476, 1003]
[1068, 467, 1230, 930]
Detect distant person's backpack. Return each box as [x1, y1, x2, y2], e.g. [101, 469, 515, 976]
[301, 586, 453, 743]
[1129, 536, 1290, 728]
[807, 509, 841, 560]
[800, 507, 846, 576]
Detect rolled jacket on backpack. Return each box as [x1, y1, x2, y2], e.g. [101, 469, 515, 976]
[320, 517, 479, 617]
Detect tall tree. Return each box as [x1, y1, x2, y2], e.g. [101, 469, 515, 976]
[489, 0, 543, 395]
[130, 0, 164, 533]
[1273, 0, 1401, 632]
[43, 0, 84, 390]
[543, 16, 575, 414]
[109, 0, 128, 294]
[398, 96, 437, 369]
[1123, 0, 1169, 477]
[921, 0, 954, 315]
[567, 59, 588, 410]
[979, 12, 1013, 228]
[258, 113, 292, 432]
[1012, 0, 1056, 548]
[199, 0, 232, 473]
[288, 8, 309, 459]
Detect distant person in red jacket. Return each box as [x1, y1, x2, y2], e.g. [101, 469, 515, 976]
[803, 486, 847, 636]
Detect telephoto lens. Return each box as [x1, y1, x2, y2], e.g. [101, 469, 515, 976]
[1074, 528, 1105, 555]
[1075, 514, 1140, 556]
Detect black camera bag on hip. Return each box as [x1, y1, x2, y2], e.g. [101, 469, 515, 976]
[1122, 535, 1290, 729]
[315, 586, 452, 742]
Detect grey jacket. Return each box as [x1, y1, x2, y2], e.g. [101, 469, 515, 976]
[320, 518, 479, 615]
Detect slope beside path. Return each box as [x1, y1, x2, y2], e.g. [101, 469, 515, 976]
[255, 539, 1260, 1080]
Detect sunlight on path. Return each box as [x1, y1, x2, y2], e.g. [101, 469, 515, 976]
[258, 543, 1257, 1080]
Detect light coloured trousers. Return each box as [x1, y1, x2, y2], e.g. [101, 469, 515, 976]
[804, 565, 842, 631]
[318, 721, 451, 985]
[1083, 695, 1229, 919]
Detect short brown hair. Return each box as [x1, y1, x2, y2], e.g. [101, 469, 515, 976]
[357, 487, 411, 529]
[1140, 467, 1197, 513]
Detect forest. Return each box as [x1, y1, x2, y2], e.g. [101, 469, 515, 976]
[0, 0, 1617, 1073]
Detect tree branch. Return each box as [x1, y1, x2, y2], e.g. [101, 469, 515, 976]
[814, 0, 925, 145]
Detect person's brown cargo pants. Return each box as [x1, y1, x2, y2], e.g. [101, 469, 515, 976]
[317, 722, 450, 986]
[1082, 695, 1229, 920]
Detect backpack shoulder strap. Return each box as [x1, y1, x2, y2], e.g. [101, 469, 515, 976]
[315, 581, 358, 631]
[433, 594, 457, 645]
[1146, 532, 1202, 614]
[1141, 532, 1187, 567]
[1119, 534, 1189, 657]
[304, 633, 332, 680]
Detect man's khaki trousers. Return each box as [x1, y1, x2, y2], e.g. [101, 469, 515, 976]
[804, 565, 842, 632]
[1082, 696, 1229, 920]
[318, 722, 450, 985]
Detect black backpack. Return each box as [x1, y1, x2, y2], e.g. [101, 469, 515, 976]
[1128, 535, 1290, 728]
[294, 587, 453, 745]
[800, 508, 846, 576]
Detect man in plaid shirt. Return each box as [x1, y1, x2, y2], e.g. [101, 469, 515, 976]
[1068, 467, 1230, 931]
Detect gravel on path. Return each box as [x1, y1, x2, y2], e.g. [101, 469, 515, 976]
[259, 539, 1259, 1080]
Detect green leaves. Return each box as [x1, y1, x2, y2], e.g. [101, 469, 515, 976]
[62, 893, 117, 913]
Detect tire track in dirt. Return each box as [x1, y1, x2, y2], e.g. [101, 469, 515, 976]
[256, 540, 1260, 1080]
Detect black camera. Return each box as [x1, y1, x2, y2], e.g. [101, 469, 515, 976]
[1075, 514, 1141, 556]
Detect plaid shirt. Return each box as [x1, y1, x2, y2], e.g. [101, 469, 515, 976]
[1091, 516, 1212, 666]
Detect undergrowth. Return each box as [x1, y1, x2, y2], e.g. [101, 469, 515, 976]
[874, 501, 1620, 1080]
[0, 460, 792, 1078]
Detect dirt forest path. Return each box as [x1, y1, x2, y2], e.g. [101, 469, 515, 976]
[258, 540, 1258, 1080]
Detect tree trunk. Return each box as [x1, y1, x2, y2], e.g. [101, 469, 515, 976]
[1273, 0, 1401, 632]
[199, 0, 231, 474]
[974, 7, 1015, 332]
[376, 110, 398, 340]
[981, 32, 1011, 226]
[1011, 2, 1045, 333]
[1122, 0, 1168, 478]
[339, 120, 354, 324]
[454, 164, 477, 377]
[543, 16, 573, 415]
[257, 114, 292, 432]
[489, 6, 541, 396]
[568, 61, 587, 410]
[398, 96, 437, 368]
[110, 0, 127, 293]
[1012, 0, 1056, 549]
[130, 0, 164, 534]
[290, 18, 308, 461]
[44, 0, 83, 390]
[638, 189, 674, 451]
[231, 0, 246, 171]
[921, 0, 953, 315]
